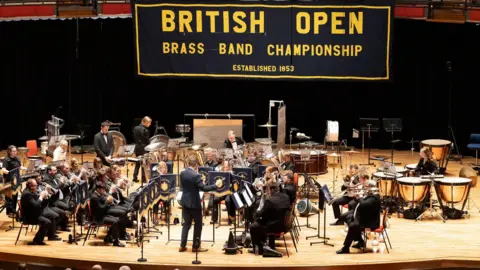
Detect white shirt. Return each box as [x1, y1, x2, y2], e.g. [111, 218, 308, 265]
[53, 146, 66, 161]
[231, 141, 238, 151]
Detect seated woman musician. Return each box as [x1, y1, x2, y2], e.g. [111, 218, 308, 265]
[415, 147, 439, 176]
[152, 161, 172, 224]
[208, 160, 236, 225]
[1, 145, 26, 215]
[160, 151, 173, 174]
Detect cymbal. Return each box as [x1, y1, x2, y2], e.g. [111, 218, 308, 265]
[258, 123, 277, 128]
[327, 152, 343, 157]
[300, 141, 319, 146]
[38, 136, 49, 141]
[345, 150, 360, 154]
[64, 134, 81, 141]
[145, 142, 166, 152]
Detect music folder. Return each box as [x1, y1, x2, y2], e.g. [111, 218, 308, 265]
[241, 189, 253, 207]
[158, 174, 177, 200]
[321, 185, 334, 205]
[232, 192, 244, 209]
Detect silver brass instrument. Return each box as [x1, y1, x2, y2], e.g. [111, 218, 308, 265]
[41, 182, 59, 196]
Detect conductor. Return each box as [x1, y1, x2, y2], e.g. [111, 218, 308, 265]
[179, 155, 219, 253]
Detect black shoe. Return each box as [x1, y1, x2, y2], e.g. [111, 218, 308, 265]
[113, 240, 125, 247]
[28, 241, 46, 245]
[330, 220, 343, 226]
[352, 241, 365, 249]
[104, 236, 113, 243]
[336, 247, 350, 254]
[48, 236, 62, 241]
[133, 179, 140, 183]
[120, 234, 131, 241]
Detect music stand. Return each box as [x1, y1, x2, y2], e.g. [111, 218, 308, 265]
[297, 150, 316, 230]
[156, 174, 177, 243]
[359, 118, 380, 166]
[75, 124, 91, 163]
[310, 184, 334, 247]
[119, 144, 135, 178]
[383, 118, 403, 165]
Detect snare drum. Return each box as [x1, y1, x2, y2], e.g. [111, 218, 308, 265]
[372, 172, 403, 197]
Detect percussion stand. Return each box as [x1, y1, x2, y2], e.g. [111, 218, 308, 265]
[416, 174, 446, 222]
[384, 120, 402, 166]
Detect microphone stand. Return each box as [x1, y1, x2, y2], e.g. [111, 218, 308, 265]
[192, 237, 201, 264]
[137, 214, 148, 262]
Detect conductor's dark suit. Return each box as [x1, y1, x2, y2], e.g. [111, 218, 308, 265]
[343, 194, 381, 248]
[179, 168, 217, 249]
[133, 124, 150, 181]
[21, 189, 55, 243]
[93, 131, 114, 166]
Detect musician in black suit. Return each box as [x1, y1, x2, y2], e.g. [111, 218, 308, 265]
[90, 181, 125, 247]
[280, 153, 295, 172]
[35, 176, 70, 232]
[336, 174, 369, 225]
[179, 155, 218, 253]
[42, 165, 71, 212]
[204, 151, 218, 168]
[133, 116, 151, 183]
[337, 180, 381, 254]
[281, 171, 297, 205]
[224, 130, 245, 150]
[249, 182, 291, 255]
[247, 149, 262, 179]
[415, 147, 439, 176]
[330, 164, 360, 225]
[21, 179, 61, 245]
[93, 122, 114, 166]
[1, 145, 25, 215]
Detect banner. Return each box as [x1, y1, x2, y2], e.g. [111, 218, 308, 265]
[133, 0, 393, 80]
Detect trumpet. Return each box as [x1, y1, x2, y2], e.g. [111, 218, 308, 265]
[42, 182, 59, 194]
[99, 190, 118, 205]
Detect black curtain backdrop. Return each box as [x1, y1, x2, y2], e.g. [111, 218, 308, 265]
[0, 18, 479, 154]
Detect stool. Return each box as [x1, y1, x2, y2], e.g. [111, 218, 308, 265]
[467, 134, 480, 166]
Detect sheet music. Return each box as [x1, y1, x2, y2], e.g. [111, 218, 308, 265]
[242, 190, 252, 207]
[245, 186, 253, 199]
[233, 192, 244, 208]
[176, 191, 183, 201]
[199, 191, 204, 198]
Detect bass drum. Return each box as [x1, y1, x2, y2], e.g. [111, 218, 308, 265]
[108, 131, 127, 157]
[291, 150, 328, 175]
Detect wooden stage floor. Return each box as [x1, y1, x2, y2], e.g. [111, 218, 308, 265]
[1, 150, 480, 270]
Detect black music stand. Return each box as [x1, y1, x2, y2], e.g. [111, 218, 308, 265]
[359, 118, 380, 166]
[75, 124, 90, 163]
[383, 118, 403, 165]
[156, 174, 177, 244]
[310, 185, 334, 247]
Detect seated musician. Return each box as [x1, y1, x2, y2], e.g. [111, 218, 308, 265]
[204, 151, 219, 168]
[336, 180, 381, 254]
[247, 149, 262, 179]
[90, 181, 125, 247]
[209, 160, 236, 225]
[42, 165, 71, 212]
[21, 179, 62, 245]
[224, 130, 245, 150]
[253, 166, 277, 191]
[280, 170, 297, 205]
[152, 161, 172, 224]
[415, 147, 439, 176]
[35, 176, 70, 232]
[336, 174, 370, 226]
[52, 140, 68, 162]
[55, 163, 81, 209]
[108, 165, 135, 209]
[160, 151, 174, 174]
[330, 165, 360, 226]
[249, 182, 291, 255]
[280, 153, 295, 172]
[1, 145, 26, 215]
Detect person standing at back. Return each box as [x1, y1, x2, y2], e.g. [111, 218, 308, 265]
[133, 116, 152, 183]
[93, 122, 114, 166]
[179, 155, 219, 253]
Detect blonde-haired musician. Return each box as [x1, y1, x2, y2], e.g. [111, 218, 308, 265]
[224, 130, 245, 150]
[53, 140, 68, 162]
[414, 147, 438, 176]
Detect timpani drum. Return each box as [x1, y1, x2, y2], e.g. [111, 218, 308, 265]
[372, 172, 403, 197]
[421, 139, 452, 173]
[291, 150, 328, 175]
[397, 177, 431, 219]
[434, 177, 472, 219]
[405, 163, 417, 175]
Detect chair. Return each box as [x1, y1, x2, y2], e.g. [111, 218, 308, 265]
[15, 202, 38, 245]
[467, 134, 480, 166]
[363, 208, 392, 254]
[26, 140, 39, 158]
[265, 211, 298, 257]
[83, 201, 110, 246]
